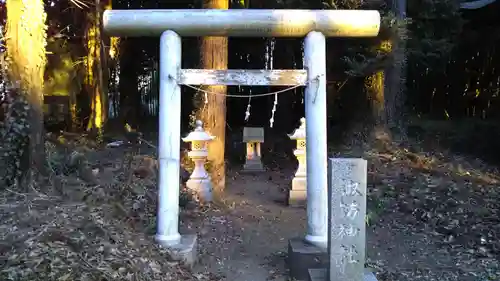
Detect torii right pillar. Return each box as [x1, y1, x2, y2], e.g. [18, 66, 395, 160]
[303, 31, 328, 248]
[287, 31, 361, 280]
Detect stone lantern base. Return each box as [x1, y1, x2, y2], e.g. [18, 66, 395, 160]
[186, 177, 212, 202]
[288, 176, 307, 207]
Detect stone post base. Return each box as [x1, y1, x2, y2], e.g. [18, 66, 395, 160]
[287, 237, 328, 280]
[288, 176, 306, 207]
[307, 268, 379, 281]
[157, 234, 198, 268]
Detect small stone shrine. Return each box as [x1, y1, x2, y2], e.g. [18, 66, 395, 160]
[242, 127, 265, 172]
[288, 118, 307, 206]
[308, 158, 378, 281]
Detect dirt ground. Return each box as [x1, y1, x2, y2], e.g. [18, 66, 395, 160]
[2, 133, 499, 281]
[181, 145, 500, 281]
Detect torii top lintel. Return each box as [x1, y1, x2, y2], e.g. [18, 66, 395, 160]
[103, 9, 380, 38]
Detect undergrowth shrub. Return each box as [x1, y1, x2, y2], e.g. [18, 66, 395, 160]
[0, 85, 31, 187]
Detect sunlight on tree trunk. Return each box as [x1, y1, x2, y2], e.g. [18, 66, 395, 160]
[5, 0, 48, 178]
[85, 0, 108, 134]
[197, 0, 229, 197]
[105, 0, 119, 123]
[106, 0, 119, 75]
[366, 39, 392, 148]
[69, 80, 78, 131]
[366, 70, 385, 125]
[366, 68, 392, 149]
[103, 0, 118, 80]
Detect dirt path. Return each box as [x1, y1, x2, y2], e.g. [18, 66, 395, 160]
[186, 169, 304, 281]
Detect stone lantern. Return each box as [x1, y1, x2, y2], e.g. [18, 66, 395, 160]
[242, 127, 265, 172]
[182, 120, 215, 202]
[288, 117, 306, 206]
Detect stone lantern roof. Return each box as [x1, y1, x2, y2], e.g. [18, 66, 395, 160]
[289, 118, 306, 140]
[182, 120, 215, 142]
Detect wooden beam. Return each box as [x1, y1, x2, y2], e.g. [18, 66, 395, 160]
[103, 9, 380, 38]
[179, 69, 308, 86]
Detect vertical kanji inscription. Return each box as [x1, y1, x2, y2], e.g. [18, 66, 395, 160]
[327, 158, 367, 281]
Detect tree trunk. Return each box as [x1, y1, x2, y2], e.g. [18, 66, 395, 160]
[386, 0, 407, 137]
[197, 0, 229, 196]
[366, 39, 393, 147]
[5, 0, 48, 180]
[118, 39, 139, 128]
[104, 0, 119, 120]
[366, 68, 392, 150]
[366, 71, 385, 125]
[69, 82, 78, 131]
[85, 0, 108, 134]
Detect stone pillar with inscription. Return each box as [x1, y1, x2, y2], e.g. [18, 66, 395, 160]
[242, 127, 265, 172]
[307, 158, 378, 281]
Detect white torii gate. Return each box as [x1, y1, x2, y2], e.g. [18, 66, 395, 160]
[103, 9, 380, 261]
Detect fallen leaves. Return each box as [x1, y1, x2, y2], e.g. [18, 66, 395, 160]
[0, 135, 212, 281]
[3, 130, 500, 281]
[362, 142, 500, 281]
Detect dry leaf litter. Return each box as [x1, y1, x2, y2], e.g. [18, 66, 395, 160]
[0, 134, 217, 281]
[1, 132, 500, 281]
[358, 143, 500, 281]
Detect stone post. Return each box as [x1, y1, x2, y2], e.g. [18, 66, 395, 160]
[288, 117, 307, 206]
[307, 158, 378, 281]
[182, 120, 215, 202]
[327, 158, 367, 281]
[242, 127, 265, 172]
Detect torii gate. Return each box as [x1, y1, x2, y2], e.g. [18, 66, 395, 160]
[103, 9, 380, 264]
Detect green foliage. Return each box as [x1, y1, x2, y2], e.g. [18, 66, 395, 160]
[0, 85, 31, 187]
[44, 141, 66, 175]
[341, 12, 407, 77]
[322, 0, 364, 9]
[334, 0, 464, 77]
[407, 0, 464, 71]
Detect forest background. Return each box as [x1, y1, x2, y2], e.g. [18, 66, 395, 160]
[0, 0, 499, 200]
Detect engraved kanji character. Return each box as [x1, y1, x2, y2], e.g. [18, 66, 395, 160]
[342, 180, 362, 197]
[332, 224, 360, 238]
[332, 224, 346, 238]
[330, 246, 346, 274]
[344, 225, 359, 237]
[344, 245, 359, 264]
[341, 201, 360, 219]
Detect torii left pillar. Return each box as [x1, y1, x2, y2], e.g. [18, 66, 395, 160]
[157, 30, 197, 266]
